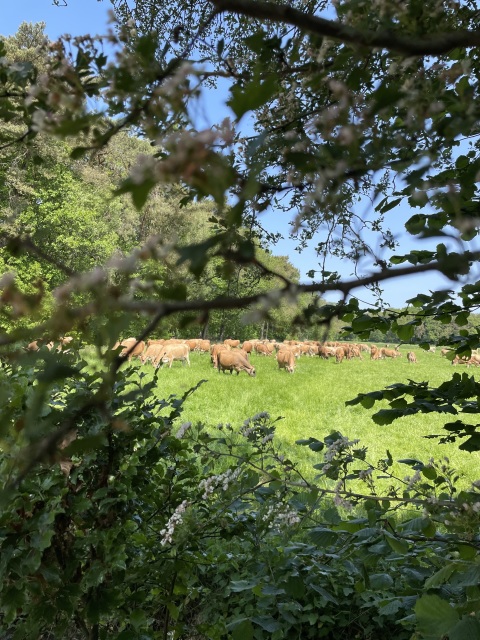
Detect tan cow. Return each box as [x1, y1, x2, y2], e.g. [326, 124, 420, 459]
[224, 339, 240, 348]
[370, 345, 381, 360]
[159, 344, 191, 368]
[113, 338, 146, 361]
[241, 341, 253, 353]
[380, 348, 401, 359]
[57, 336, 73, 353]
[28, 339, 55, 351]
[217, 350, 256, 376]
[211, 343, 230, 368]
[197, 339, 211, 352]
[141, 343, 166, 366]
[407, 351, 417, 363]
[277, 349, 296, 373]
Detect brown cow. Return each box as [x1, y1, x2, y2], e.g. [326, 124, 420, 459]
[255, 343, 274, 356]
[370, 345, 381, 360]
[241, 341, 253, 353]
[159, 344, 191, 368]
[197, 339, 211, 352]
[113, 338, 146, 361]
[407, 351, 417, 363]
[57, 336, 73, 353]
[211, 343, 230, 368]
[380, 348, 401, 359]
[224, 339, 240, 348]
[217, 350, 256, 376]
[141, 343, 166, 366]
[28, 339, 55, 351]
[277, 349, 296, 373]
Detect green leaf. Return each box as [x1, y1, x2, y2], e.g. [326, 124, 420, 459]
[309, 527, 338, 547]
[250, 616, 283, 632]
[384, 532, 409, 554]
[229, 74, 278, 119]
[449, 616, 480, 640]
[230, 579, 259, 592]
[415, 594, 459, 638]
[228, 618, 254, 640]
[424, 563, 457, 588]
[369, 573, 394, 590]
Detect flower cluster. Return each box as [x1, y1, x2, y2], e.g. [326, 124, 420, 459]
[263, 503, 301, 531]
[322, 436, 360, 474]
[199, 468, 242, 500]
[159, 500, 188, 546]
[240, 413, 276, 446]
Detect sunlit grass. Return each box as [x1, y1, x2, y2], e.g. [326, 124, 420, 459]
[82, 345, 480, 487]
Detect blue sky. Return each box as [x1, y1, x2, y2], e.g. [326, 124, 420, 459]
[3, 1, 471, 309]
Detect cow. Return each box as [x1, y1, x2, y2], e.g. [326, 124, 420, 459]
[141, 343, 166, 366]
[217, 350, 256, 376]
[241, 341, 253, 353]
[113, 338, 146, 361]
[380, 348, 401, 359]
[211, 343, 230, 368]
[159, 344, 191, 368]
[452, 354, 480, 367]
[407, 351, 417, 363]
[370, 345, 381, 360]
[147, 339, 165, 346]
[224, 338, 240, 348]
[255, 343, 274, 356]
[27, 339, 54, 351]
[277, 349, 296, 373]
[57, 336, 73, 353]
[197, 339, 211, 352]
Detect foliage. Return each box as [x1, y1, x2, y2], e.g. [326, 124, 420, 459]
[2, 0, 480, 637]
[2, 357, 480, 639]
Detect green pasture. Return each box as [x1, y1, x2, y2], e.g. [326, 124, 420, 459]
[97, 346, 480, 487]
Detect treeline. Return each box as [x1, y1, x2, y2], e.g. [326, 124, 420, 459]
[0, 24, 316, 343]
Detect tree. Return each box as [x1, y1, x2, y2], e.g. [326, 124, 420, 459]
[2, 2, 480, 638]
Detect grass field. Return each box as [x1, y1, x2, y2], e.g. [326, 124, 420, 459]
[100, 345, 480, 488]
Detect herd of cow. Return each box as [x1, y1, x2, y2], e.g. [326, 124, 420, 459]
[107, 338, 426, 375]
[24, 335, 480, 374]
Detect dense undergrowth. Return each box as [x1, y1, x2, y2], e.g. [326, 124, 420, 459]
[1, 347, 480, 639]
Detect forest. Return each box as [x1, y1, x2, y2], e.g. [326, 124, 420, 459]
[2, 1, 480, 638]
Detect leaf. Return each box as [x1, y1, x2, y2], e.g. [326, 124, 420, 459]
[449, 616, 480, 640]
[309, 527, 338, 547]
[369, 573, 394, 590]
[372, 409, 404, 425]
[230, 579, 258, 592]
[384, 532, 409, 555]
[228, 618, 254, 640]
[377, 197, 402, 213]
[228, 74, 278, 119]
[424, 563, 457, 588]
[250, 616, 282, 632]
[415, 594, 459, 638]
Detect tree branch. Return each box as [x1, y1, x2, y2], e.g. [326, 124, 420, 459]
[211, 0, 480, 56]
